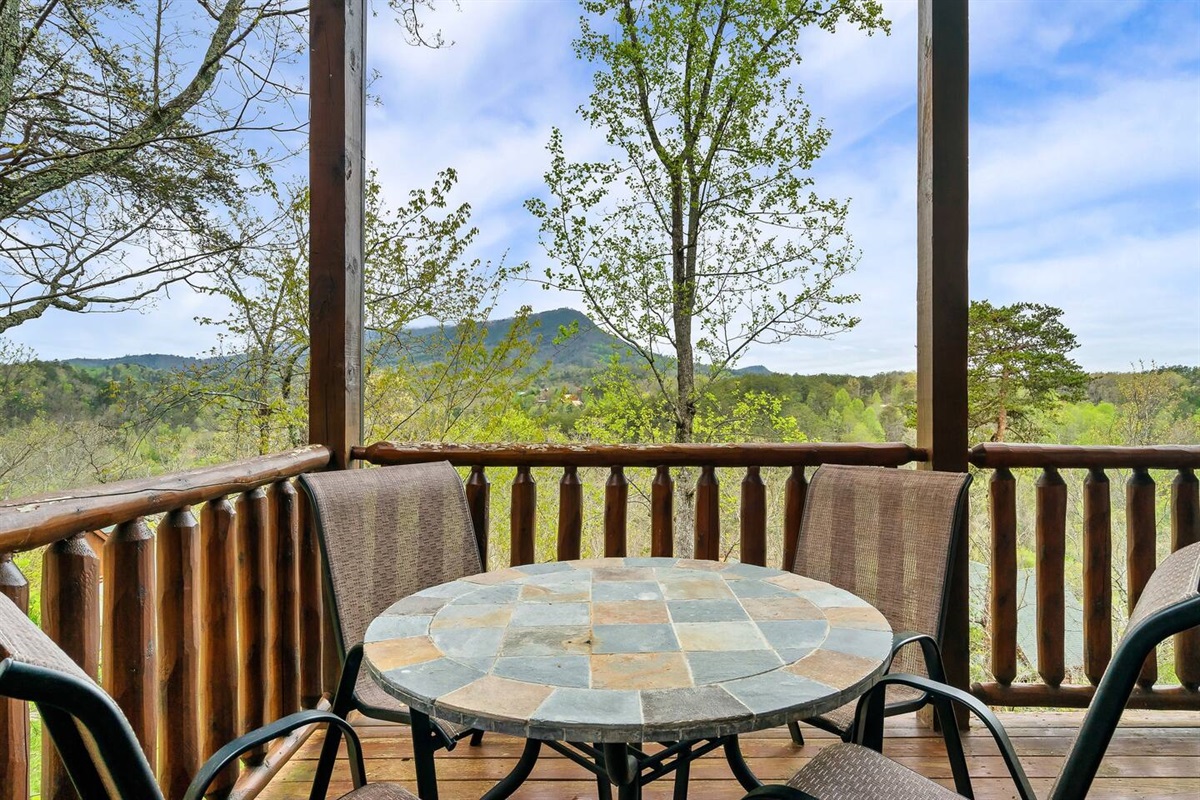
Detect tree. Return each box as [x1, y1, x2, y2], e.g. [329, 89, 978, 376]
[967, 300, 1088, 442]
[527, 0, 886, 446]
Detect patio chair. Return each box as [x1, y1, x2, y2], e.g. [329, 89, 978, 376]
[0, 591, 417, 800]
[743, 539, 1200, 800]
[299, 461, 486, 800]
[786, 465, 972, 744]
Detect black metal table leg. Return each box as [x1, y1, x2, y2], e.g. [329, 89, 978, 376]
[481, 738, 543, 800]
[723, 735, 761, 791]
[787, 721, 805, 746]
[410, 710, 440, 800]
[593, 743, 613, 800]
[672, 741, 691, 800]
[603, 742, 641, 800]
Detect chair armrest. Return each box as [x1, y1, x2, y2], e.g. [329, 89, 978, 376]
[182, 710, 367, 800]
[741, 786, 819, 799]
[853, 674, 1036, 800]
[886, 631, 947, 682]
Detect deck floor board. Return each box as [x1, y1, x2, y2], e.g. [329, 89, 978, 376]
[260, 710, 1200, 799]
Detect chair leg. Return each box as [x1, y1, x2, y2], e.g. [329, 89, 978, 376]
[672, 742, 691, 800]
[595, 743, 613, 800]
[787, 721, 805, 747]
[470, 728, 485, 747]
[411, 710, 441, 800]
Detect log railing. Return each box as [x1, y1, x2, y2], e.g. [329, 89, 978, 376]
[351, 442, 928, 570]
[0, 446, 333, 800]
[968, 443, 1200, 710]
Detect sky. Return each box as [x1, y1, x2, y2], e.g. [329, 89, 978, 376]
[10, 0, 1200, 374]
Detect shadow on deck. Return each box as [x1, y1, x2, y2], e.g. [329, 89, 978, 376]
[260, 709, 1199, 799]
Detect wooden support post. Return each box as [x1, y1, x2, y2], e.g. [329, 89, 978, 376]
[309, 0, 365, 468]
[157, 508, 202, 799]
[558, 467, 583, 561]
[0, 553, 29, 800]
[200, 498, 240, 796]
[917, 0, 969, 726]
[604, 467, 629, 558]
[651, 467, 674, 558]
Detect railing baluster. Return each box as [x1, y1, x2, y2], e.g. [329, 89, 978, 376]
[41, 532, 101, 800]
[1083, 468, 1112, 685]
[695, 465, 720, 561]
[236, 488, 268, 764]
[511, 466, 537, 566]
[605, 466, 629, 557]
[200, 498, 239, 797]
[740, 467, 767, 566]
[157, 508, 202, 799]
[298, 491, 324, 709]
[0, 553, 29, 800]
[782, 466, 806, 571]
[990, 467, 1018, 686]
[273, 481, 301, 716]
[466, 465, 490, 569]
[1126, 467, 1158, 688]
[557, 466, 583, 561]
[1036, 467, 1066, 688]
[651, 466, 674, 558]
[103, 518, 159, 770]
[1172, 468, 1199, 690]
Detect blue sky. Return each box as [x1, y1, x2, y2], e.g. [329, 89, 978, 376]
[11, 0, 1200, 374]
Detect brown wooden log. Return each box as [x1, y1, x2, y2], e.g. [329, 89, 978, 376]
[969, 443, 1200, 471]
[236, 489, 269, 765]
[157, 508, 202, 799]
[557, 467, 582, 561]
[1126, 468, 1158, 688]
[0, 553, 29, 800]
[0, 446, 332, 553]
[102, 518, 158, 770]
[1083, 468, 1113, 686]
[272, 481, 301, 717]
[1035, 468, 1066, 688]
[781, 466, 806, 572]
[41, 532, 101, 800]
[971, 681, 1200, 710]
[1172, 469, 1200, 690]
[322, 576, 341, 696]
[739, 467, 766, 567]
[297, 491, 323, 708]
[989, 467, 1018, 686]
[510, 467, 536, 566]
[604, 467, 629, 558]
[199, 497, 239, 797]
[465, 466, 490, 569]
[354, 441, 926, 469]
[650, 466, 673, 558]
[694, 466, 720, 562]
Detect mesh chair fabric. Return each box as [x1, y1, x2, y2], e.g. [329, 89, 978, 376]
[1126, 541, 1200, 632]
[788, 742, 962, 799]
[301, 461, 483, 652]
[342, 782, 421, 799]
[0, 591, 93, 683]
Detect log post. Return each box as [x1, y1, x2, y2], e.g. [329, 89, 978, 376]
[0, 553, 29, 800]
[694, 466, 720, 561]
[41, 533, 101, 800]
[557, 467, 583, 561]
[298, 491, 324, 708]
[511, 467, 537, 566]
[739, 467, 766, 566]
[236, 489, 269, 764]
[651, 466, 674, 558]
[466, 466, 490, 569]
[604, 467, 629, 558]
[1172, 469, 1199, 690]
[272, 481, 301, 717]
[200, 498, 240, 797]
[1126, 468, 1157, 688]
[989, 468, 1017, 686]
[157, 508, 202, 798]
[782, 466, 806, 571]
[1035, 468, 1067, 688]
[1082, 468, 1112, 685]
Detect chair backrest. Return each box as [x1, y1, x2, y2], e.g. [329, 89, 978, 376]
[793, 465, 971, 676]
[0, 592, 162, 800]
[1053, 540, 1200, 800]
[299, 461, 484, 658]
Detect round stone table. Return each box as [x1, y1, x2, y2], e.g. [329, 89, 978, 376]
[362, 557, 892, 799]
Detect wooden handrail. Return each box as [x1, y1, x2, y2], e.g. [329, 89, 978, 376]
[353, 441, 927, 468]
[0, 446, 332, 553]
[969, 443, 1200, 470]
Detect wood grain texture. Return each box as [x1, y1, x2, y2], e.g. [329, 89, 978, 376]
[557, 467, 582, 561]
[1083, 468, 1112, 686]
[236, 488, 269, 765]
[465, 466, 490, 568]
[989, 467, 1017, 686]
[604, 467, 628, 558]
[157, 507, 202, 799]
[1171, 469, 1199, 690]
[510, 467, 536, 567]
[1035, 468, 1066, 688]
[298, 491, 323, 709]
[40, 533, 101, 800]
[781, 466, 806, 572]
[272, 481, 301, 718]
[650, 467, 673, 558]
[200, 498, 240, 797]
[694, 466, 720, 561]
[739, 467, 766, 567]
[1126, 468, 1158, 688]
[0, 554, 29, 800]
[970, 443, 1200, 470]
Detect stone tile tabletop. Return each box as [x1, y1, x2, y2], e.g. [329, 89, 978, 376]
[363, 557, 891, 743]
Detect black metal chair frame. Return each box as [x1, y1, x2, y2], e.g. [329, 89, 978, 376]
[0, 653, 370, 800]
[743, 587, 1200, 800]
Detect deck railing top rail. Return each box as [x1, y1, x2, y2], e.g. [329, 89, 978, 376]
[969, 443, 1200, 470]
[0, 445, 332, 553]
[353, 441, 928, 469]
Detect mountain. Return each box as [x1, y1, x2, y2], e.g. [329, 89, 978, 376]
[64, 353, 210, 371]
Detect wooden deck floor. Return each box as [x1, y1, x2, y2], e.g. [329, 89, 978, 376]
[261, 710, 1200, 799]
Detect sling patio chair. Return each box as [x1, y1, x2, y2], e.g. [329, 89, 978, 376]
[0, 590, 416, 800]
[785, 464, 972, 745]
[743, 539, 1200, 800]
[299, 461, 487, 800]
